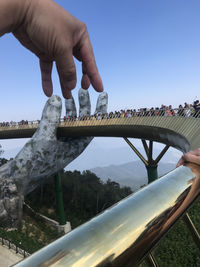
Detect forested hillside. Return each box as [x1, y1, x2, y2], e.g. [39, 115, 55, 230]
[25, 170, 132, 227]
[0, 166, 199, 265]
[25, 170, 200, 266]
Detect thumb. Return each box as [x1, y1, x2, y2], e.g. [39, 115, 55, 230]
[33, 95, 62, 140]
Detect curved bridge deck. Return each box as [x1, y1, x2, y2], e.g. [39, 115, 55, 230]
[0, 116, 200, 153]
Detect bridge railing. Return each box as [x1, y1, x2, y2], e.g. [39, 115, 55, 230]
[14, 163, 200, 267]
[0, 236, 30, 258]
[0, 108, 199, 129]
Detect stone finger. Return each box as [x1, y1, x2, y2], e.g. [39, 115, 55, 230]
[33, 95, 62, 141]
[95, 92, 108, 115]
[65, 97, 77, 118]
[78, 88, 91, 117]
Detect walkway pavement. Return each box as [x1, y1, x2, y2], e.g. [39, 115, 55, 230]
[0, 244, 23, 267]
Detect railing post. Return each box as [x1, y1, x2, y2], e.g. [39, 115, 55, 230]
[145, 252, 159, 267]
[183, 212, 200, 250]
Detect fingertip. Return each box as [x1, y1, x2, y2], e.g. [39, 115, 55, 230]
[98, 78, 104, 92]
[80, 43, 104, 92]
[60, 80, 74, 99]
[176, 160, 183, 168]
[43, 85, 53, 98]
[91, 74, 104, 92]
[176, 155, 184, 168]
[81, 74, 91, 89]
[62, 89, 72, 99]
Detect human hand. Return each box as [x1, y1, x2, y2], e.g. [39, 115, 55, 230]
[176, 148, 200, 167]
[12, 0, 103, 98]
[0, 89, 108, 227]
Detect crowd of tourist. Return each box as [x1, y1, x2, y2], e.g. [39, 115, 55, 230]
[1, 100, 200, 127]
[0, 120, 30, 127]
[63, 100, 200, 121]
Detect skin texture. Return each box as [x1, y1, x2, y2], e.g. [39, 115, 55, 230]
[176, 148, 200, 167]
[0, 89, 108, 228]
[0, 0, 103, 98]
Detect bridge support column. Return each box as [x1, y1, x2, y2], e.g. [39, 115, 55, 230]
[124, 138, 169, 184]
[145, 165, 158, 183]
[54, 172, 66, 225]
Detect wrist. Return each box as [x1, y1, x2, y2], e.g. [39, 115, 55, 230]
[0, 0, 32, 35]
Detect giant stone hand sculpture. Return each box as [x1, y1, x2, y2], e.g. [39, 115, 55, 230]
[0, 89, 108, 227]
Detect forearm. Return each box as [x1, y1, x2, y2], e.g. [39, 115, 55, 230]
[0, 0, 31, 36]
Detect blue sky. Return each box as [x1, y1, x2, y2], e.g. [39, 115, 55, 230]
[0, 0, 199, 164]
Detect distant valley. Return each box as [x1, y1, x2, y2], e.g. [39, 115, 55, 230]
[3, 139, 180, 191]
[90, 160, 175, 191]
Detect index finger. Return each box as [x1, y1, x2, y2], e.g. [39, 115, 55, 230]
[79, 36, 104, 92]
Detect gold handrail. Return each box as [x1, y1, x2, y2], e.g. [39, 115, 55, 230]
[14, 163, 200, 267]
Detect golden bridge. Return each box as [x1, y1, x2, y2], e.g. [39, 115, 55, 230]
[1, 112, 199, 266]
[1, 115, 200, 152]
